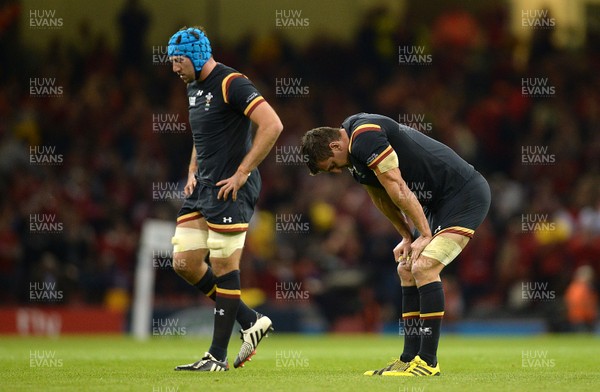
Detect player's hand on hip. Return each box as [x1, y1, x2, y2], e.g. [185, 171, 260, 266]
[409, 235, 432, 263]
[216, 170, 249, 201]
[184, 172, 197, 197]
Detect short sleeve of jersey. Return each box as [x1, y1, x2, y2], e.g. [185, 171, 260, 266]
[348, 123, 395, 171]
[222, 73, 266, 117]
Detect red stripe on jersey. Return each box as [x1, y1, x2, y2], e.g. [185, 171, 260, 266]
[177, 212, 202, 225]
[348, 124, 381, 153]
[437, 228, 474, 238]
[244, 97, 265, 117]
[222, 73, 245, 104]
[367, 145, 394, 169]
[207, 222, 249, 233]
[354, 126, 380, 136]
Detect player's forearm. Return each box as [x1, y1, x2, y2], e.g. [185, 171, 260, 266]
[189, 145, 198, 174]
[385, 211, 413, 240]
[365, 186, 413, 239]
[388, 182, 432, 238]
[376, 169, 432, 237]
[237, 121, 283, 175]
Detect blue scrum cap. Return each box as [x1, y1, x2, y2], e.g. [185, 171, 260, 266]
[168, 27, 212, 76]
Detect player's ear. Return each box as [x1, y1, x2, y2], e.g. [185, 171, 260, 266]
[329, 140, 342, 151]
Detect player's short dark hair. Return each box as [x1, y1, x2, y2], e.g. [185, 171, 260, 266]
[301, 127, 341, 175]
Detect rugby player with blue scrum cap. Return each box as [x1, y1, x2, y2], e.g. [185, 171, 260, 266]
[301, 113, 490, 376]
[167, 27, 283, 372]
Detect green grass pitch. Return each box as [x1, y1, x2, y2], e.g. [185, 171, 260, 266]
[1, 334, 599, 391]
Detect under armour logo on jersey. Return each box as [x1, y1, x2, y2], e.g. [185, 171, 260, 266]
[196, 90, 203, 96]
[214, 308, 225, 316]
[434, 225, 442, 234]
[223, 217, 232, 223]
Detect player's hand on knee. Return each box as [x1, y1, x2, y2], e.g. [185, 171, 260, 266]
[394, 238, 412, 264]
[397, 261, 414, 278]
[409, 235, 432, 262]
[399, 258, 412, 271]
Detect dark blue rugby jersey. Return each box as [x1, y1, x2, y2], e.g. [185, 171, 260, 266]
[187, 63, 265, 185]
[341, 113, 475, 207]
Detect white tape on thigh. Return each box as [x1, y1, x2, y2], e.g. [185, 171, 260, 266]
[420, 235, 463, 266]
[171, 227, 208, 253]
[206, 230, 247, 258]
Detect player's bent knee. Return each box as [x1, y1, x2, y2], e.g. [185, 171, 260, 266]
[206, 230, 246, 259]
[397, 263, 413, 281]
[410, 260, 432, 282]
[420, 235, 463, 266]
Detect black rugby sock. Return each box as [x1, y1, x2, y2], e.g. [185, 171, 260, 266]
[194, 267, 257, 330]
[400, 285, 421, 363]
[417, 281, 444, 367]
[208, 270, 242, 362]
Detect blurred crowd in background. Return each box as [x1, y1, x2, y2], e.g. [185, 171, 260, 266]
[1, 2, 599, 331]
